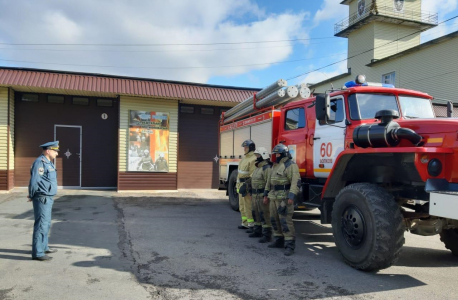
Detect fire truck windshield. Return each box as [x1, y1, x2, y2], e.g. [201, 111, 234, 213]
[348, 93, 399, 120]
[398, 96, 435, 119]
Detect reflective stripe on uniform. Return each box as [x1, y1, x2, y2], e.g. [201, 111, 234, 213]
[247, 218, 254, 223]
[238, 169, 250, 174]
[242, 216, 247, 220]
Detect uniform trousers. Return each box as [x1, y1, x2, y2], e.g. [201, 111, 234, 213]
[239, 194, 254, 227]
[269, 198, 295, 240]
[252, 193, 271, 228]
[32, 196, 54, 258]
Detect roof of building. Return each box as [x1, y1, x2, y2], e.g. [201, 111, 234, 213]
[366, 30, 458, 67]
[0, 66, 260, 103]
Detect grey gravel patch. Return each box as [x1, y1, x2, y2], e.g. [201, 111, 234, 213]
[22, 286, 33, 293]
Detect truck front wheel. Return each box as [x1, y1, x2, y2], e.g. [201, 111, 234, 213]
[228, 170, 239, 211]
[332, 183, 405, 271]
[440, 228, 458, 256]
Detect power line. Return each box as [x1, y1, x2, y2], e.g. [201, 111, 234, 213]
[0, 37, 337, 47]
[0, 50, 349, 69]
[1, 17, 455, 72]
[0, 39, 344, 54]
[286, 15, 458, 81]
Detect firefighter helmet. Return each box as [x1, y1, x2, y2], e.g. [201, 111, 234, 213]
[272, 143, 289, 155]
[241, 139, 256, 152]
[254, 147, 270, 160]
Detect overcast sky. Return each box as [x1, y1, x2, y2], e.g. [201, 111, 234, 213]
[0, 0, 457, 88]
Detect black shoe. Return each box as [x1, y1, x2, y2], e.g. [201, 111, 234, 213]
[284, 240, 296, 256]
[249, 226, 262, 238]
[32, 255, 53, 261]
[258, 228, 272, 243]
[245, 227, 255, 234]
[284, 247, 294, 256]
[238, 225, 248, 229]
[45, 249, 58, 254]
[268, 237, 284, 248]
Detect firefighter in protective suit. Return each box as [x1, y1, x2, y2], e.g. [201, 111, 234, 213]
[236, 140, 257, 230]
[248, 147, 273, 243]
[264, 143, 300, 256]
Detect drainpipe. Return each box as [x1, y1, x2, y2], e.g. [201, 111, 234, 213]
[447, 101, 453, 118]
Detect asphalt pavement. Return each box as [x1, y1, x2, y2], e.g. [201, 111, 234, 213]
[0, 189, 457, 300]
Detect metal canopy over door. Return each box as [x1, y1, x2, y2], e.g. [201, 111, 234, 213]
[55, 125, 81, 187]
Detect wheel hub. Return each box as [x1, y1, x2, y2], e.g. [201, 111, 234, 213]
[341, 205, 366, 248]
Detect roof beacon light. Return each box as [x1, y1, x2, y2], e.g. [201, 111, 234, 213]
[342, 74, 395, 89]
[355, 74, 366, 85]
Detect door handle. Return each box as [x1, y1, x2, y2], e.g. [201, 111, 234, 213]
[313, 137, 321, 140]
[279, 140, 286, 143]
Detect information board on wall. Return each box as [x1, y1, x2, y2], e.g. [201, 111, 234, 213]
[127, 110, 170, 172]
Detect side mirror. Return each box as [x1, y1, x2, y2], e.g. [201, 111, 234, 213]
[315, 93, 331, 123]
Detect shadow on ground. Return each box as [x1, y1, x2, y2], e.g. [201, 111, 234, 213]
[3, 191, 458, 299]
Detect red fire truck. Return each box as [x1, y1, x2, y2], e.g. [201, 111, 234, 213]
[219, 75, 458, 271]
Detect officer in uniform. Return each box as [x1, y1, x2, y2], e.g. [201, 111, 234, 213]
[247, 147, 273, 243]
[155, 153, 168, 171]
[28, 141, 59, 261]
[264, 143, 300, 256]
[236, 140, 257, 231]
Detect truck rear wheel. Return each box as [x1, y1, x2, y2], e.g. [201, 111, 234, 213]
[332, 183, 405, 271]
[228, 170, 239, 211]
[440, 229, 458, 256]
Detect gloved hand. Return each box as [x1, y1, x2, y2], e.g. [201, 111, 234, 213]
[239, 183, 248, 197]
[278, 200, 287, 216]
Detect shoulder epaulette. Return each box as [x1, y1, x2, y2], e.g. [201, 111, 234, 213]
[262, 164, 271, 171]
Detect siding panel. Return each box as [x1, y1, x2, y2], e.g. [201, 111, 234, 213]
[0, 88, 8, 171]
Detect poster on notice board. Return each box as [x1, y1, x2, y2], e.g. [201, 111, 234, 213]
[127, 110, 169, 172]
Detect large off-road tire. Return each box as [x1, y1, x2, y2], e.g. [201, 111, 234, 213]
[332, 183, 405, 271]
[228, 170, 239, 211]
[440, 229, 458, 256]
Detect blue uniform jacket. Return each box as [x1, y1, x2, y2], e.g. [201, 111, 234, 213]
[28, 155, 58, 198]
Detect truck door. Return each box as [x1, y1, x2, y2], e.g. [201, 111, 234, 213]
[313, 95, 346, 178]
[278, 106, 307, 176]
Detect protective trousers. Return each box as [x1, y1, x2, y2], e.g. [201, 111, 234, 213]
[269, 198, 295, 240]
[252, 193, 271, 228]
[32, 196, 54, 258]
[239, 194, 254, 227]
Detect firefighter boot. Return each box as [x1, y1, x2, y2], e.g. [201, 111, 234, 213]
[284, 240, 295, 256]
[258, 227, 272, 243]
[249, 225, 262, 238]
[268, 236, 284, 248]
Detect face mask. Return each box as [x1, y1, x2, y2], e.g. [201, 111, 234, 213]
[277, 153, 287, 160]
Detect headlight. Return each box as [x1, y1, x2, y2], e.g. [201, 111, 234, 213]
[427, 159, 442, 177]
